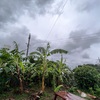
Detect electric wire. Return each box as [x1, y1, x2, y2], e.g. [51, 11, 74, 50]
[46, 0, 68, 39]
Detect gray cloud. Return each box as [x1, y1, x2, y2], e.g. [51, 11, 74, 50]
[0, 0, 31, 27]
[61, 30, 100, 68]
[82, 53, 90, 59]
[0, 26, 47, 52]
[64, 30, 100, 53]
[35, 0, 54, 7]
[73, 0, 100, 12]
[0, 26, 29, 49]
[0, 0, 55, 28]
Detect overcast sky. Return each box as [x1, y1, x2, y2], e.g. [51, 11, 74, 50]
[0, 0, 100, 68]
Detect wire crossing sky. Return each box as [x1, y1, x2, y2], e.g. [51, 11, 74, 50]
[46, 0, 68, 39]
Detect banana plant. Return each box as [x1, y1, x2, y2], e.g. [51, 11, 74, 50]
[9, 41, 25, 93]
[55, 55, 73, 86]
[0, 48, 12, 91]
[30, 43, 68, 92]
[48, 56, 72, 89]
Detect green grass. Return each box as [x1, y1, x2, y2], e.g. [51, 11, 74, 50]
[1, 86, 98, 100]
[0, 87, 54, 100]
[0, 92, 29, 100]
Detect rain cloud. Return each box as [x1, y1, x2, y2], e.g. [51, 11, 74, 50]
[0, 0, 55, 28]
[65, 30, 100, 53]
[0, 26, 47, 52]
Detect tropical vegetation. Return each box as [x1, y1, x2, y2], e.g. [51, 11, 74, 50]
[0, 41, 100, 99]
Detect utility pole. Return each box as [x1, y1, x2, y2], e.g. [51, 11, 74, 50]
[98, 57, 100, 66]
[26, 34, 31, 61]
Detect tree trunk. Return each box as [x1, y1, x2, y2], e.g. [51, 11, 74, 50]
[16, 65, 23, 93]
[19, 76, 23, 93]
[41, 74, 45, 92]
[53, 74, 56, 89]
[41, 57, 46, 92]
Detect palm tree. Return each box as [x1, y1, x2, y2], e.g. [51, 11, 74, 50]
[30, 43, 68, 92]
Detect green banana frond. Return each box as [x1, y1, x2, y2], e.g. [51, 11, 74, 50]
[54, 85, 63, 92]
[37, 47, 46, 55]
[30, 51, 41, 56]
[50, 49, 68, 55]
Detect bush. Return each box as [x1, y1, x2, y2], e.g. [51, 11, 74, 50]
[74, 65, 100, 90]
[94, 88, 100, 97]
[68, 86, 78, 94]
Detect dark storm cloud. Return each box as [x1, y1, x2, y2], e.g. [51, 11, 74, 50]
[0, 0, 31, 27]
[0, 26, 47, 51]
[64, 30, 100, 52]
[0, 0, 55, 28]
[0, 26, 29, 49]
[0, 0, 54, 49]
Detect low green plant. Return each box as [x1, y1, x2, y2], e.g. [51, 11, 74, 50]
[54, 85, 63, 92]
[94, 88, 100, 97]
[68, 86, 78, 94]
[89, 87, 94, 95]
[74, 66, 100, 90]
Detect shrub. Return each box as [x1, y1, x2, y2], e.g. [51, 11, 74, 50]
[94, 88, 100, 97]
[68, 86, 78, 94]
[74, 65, 100, 90]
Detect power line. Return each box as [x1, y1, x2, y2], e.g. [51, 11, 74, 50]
[46, 0, 68, 39]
